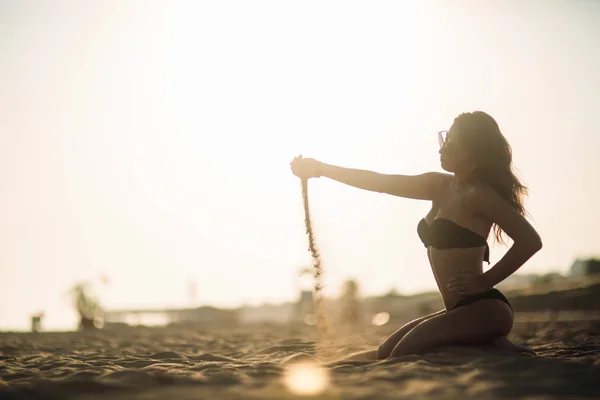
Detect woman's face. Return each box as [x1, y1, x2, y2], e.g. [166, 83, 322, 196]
[438, 127, 474, 174]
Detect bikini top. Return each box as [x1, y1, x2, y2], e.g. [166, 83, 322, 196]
[417, 218, 490, 263]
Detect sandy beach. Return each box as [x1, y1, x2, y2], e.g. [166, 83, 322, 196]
[1, 314, 599, 400]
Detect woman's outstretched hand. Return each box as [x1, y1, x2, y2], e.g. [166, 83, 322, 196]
[290, 155, 322, 179]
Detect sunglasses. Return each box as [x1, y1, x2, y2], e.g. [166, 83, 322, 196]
[438, 130, 448, 149]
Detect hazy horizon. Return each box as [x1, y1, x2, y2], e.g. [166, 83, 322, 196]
[1, 0, 599, 331]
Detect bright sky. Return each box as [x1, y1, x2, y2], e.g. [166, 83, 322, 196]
[1, 0, 599, 331]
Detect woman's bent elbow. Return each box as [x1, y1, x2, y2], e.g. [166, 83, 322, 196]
[530, 235, 543, 254]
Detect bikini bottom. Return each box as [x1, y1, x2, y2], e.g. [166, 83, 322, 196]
[453, 288, 512, 312]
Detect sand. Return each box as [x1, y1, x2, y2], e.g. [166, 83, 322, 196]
[1, 316, 599, 400]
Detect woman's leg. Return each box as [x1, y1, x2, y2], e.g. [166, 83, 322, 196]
[377, 309, 446, 359]
[390, 299, 513, 357]
[328, 309, 447, 363]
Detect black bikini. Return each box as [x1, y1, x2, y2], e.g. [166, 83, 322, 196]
[418, 218, 512, 311]
[418, 218, 490, 263]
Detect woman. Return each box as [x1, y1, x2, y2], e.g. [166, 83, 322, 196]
[290, 111, 542, 358]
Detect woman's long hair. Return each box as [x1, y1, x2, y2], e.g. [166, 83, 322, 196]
[301, 178, 329, 336]
[453, 111, 529, 244]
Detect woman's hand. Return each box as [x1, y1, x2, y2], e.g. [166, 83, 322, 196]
[447, 272, 491, 297]
[290, 155, 322, 179]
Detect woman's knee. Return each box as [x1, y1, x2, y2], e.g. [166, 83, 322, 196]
[377, 334, 408, 358]
[377, 325, 415, 359]
[376, 343, 391, 359]
[389, 337, 423, 358]
[377, 311, 445, 359]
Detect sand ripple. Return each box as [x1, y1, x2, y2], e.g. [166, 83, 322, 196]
[0, 320, 599, 399]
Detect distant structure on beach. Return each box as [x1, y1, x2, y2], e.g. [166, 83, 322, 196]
[292, 266, 318, 326]
[294, 290, 315, 324]
[239, 303, 296, 325]
[338, 279, 362, 327]
[103, 306, 238, 327]
[30, 312, 44, 333]
[570, 258, 600, 278]
[99, 267, 319, 328]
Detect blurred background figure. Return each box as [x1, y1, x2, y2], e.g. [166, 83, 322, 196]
[69, 282, 104, 331]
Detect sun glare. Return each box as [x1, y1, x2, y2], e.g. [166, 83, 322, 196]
[283, 362, 330, 396]
[372, 312, 390, 326]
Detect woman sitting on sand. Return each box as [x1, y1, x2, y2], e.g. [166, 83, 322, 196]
[290, 111, 541, 358]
